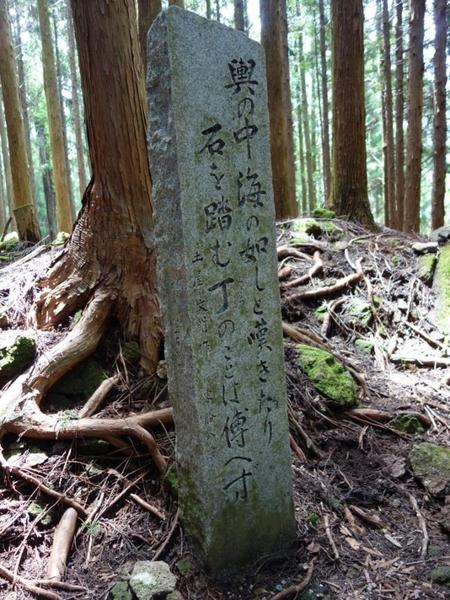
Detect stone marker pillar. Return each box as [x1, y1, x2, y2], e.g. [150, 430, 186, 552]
[147, 7, 295, 573]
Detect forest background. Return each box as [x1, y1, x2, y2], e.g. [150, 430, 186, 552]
[0, 0, 448, 242]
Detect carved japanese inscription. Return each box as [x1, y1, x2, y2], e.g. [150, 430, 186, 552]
[147, 7, 295, 573]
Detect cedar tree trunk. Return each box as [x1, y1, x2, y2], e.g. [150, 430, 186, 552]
[395, 0, 405, 229]
[330, 0, 374, 227]
[403, 0, 425, 232]
[260, 0, 298, 219]
[431, 0, 447, 229]
[138, 0, 162, 72]
[0, 0, 40, 241]
[34, 0, 161, 374]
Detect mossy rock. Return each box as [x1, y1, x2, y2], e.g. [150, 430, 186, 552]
[51, 231, 70, 246]
[409, 442, 450, 496]
[313, 206, 336, 219]
[390, 414, 425, 435]
[0, 331, 36, 381]
[430, 565, 450, 586]
[295, 344, 358, 408]
[111, 581, 133, 600]
[27, 501, 52, 527]
[47, 359, 107, 405]
[293, 218, 343, 241]
[0, 231, 19, 251]
[434, 245, 450, 334]
[347, 298, 372, 328]
[418, 253, 437, 285]
[354, 339, 374, 355]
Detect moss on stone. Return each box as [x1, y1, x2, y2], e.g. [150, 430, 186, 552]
[165, 464, 179, 497]
[434, 245, 450, 335]
[409, 442, 450, 496]
[110, 581, 132, 600]
[293, 218, 342, 240]
[313, 206, 336, 219]
[295, 344, 358, 408]
[347, 298, 372, 328]
[390, 414, 425, 434]
[418, 253, 437, 285]
[0, 332, 36, 380]
[48, 359, 107, 404]
[315, 304, 328, 323]
[354, 339, 374, 355]
[51, 231, 70, 246]
[0, 231, 19, 251]
[431, 565, 450, 586]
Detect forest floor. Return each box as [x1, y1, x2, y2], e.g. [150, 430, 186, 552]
[0, 217, 449, 600]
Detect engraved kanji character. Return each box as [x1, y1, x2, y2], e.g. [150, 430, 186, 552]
[225, 58, 258, 95]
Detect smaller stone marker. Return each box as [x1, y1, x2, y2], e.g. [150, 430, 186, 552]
[147, 7, 295, 573]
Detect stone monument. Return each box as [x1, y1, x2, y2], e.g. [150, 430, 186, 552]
[147, 7, 295, 573]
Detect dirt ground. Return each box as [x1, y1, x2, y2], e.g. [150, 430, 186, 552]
[0, 220, 449, 599]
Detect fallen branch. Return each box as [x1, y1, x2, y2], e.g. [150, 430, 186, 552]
[404, 321, 446, 351]
[79, 375, 119, 418]
[130, 493, 166, 520]
[47, 508, 78, 581]
[349, 505, 385, 529]
[390, 354, 450, 368]
[0, 565, 61, 600]
[288, 258, 364, 301]
[346, 408, 431, 430]
[152, 509, 179, 561]
[324, 514, 340, 559]
[270, 558, 316, 600]
[283, 251, 324, 289]
[408, 493, 429, 560]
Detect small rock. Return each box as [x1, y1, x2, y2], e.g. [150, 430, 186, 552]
[27, 501, 52, 527]
[418, 254, 437, 285]
[51, 231, 70, 246]
[409, 442, 450, 496]
[111, 581, 133, 600]
[412, 241, 438, 254]
[430, 565, 450, 586]
[176, 558, 192, 576]
[130, 561, 177, 599]
[156, 359, 167, 380]
[390, 414, 426, 435]
[430, 225, 450, 243]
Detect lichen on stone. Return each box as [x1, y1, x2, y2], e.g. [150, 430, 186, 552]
[409, 442, 450, 496]
[418, 253, 437, 285]
[295, 344, 358, 408]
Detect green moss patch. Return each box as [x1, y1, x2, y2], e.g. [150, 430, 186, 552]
[390, 414, 425, 434]
[292, 218, 343, 241]
[347, 298, 372, 328]
[409, 442, 450, 496]
[0, 331, 36, 381]
[418, 253, 437, 285]
[434, 245, 450, 334]
[295, 344, 358, 408]
[45, 359, 107, 409]
[354, 339, 374, 355]
[431, 565, 450, 586]
[313, 206, 336, 219]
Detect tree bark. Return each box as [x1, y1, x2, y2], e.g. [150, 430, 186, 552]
[234, 0, 246, 32]
[169, 0, 184, 7]
[260, 0, 298, 219]
[138, 0, 162, 72]
[34, 0, 162, 374]
[52, 9, 75, 221]
[395, 0, 405, 230]
[37, 0, 73, 234]
[0, 0, 40, 241]
[65, 0, 88, 198]
[319, 0, 331, 205]
[298, 30, 316, 212]
[206, 0, 211, 19]
[12, 5, 38, 212]
[330, 0, 374, 227]
[35, 116, 56, 239]
[296, 79, 308, 216]
[381, 0, 396, 228]
[215, 0, 221, 22]
[0, 85, 13, 221]
[431, 0, 447, 230]
[404, 0, 425, 233]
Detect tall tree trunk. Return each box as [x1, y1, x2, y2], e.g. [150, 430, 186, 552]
[0, 147, 5, 231]
[260, 0, 298, 219]
[35, 116, 56, 239]
[319, 0, 331, 204]
[138, 0, 162, 72]
[403, 0, 425, 232]
[34, 0, 161, 375]
[431, 0, 447, 230]
[169, 0, 184, 7]
[331, 0, 374, 227]
[206, 0, 211, 19]
[52, 10, 75, 220]
[215, 0, 221, 22]
[395, 0, 405, 230]
[12, 5, 38, 212]
[382, 0, 396, 228]
[298, 35, 315, 213]
[0, 85, 13, 220]
[296, 80, 307, 215]
[66, 0, 88, 198]
[37, 0, 73, 234]
[0, 0, 40, 241]
[234, 0, 245, 32]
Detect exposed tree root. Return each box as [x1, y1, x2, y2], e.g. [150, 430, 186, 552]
[79, 374, 120, 418]
[47, 508, 78, 581]
[0, 565, 62, 600]
[282, 251, 324, 288]
[270, 558, 317, 600]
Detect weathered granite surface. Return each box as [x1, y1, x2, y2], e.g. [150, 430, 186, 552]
[147, 7, 295, 574]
